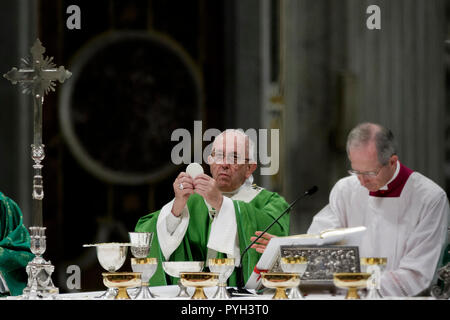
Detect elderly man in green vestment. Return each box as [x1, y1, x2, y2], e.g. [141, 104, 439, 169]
[0, 191, 34, 296]
[135, 129, 290, 287]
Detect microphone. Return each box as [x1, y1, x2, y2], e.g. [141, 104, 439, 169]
[230, 185, 318, 295]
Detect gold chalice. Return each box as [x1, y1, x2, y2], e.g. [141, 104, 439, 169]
[260, 272, 301, 299]
[208, 258, 235, 299]
[102, 272, 141, 300]
[280, 256, 308, 299]
[162, 261, 204, 297]
[333, 273, 371, 299]
[360, 257, 387, 299]
[180, 272, 219, 299]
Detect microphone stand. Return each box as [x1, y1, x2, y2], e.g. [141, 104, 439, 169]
[228, 186, 318, 296]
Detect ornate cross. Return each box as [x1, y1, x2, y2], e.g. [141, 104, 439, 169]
[3, 39, 71, 226]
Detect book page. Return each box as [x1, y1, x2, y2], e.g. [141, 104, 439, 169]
[319, 226, 366, 246]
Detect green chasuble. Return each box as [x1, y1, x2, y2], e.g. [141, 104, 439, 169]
[0, 192, 34, 296]
[135, 186, 289, 287]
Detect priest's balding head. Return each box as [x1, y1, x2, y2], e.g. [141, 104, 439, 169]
[346, 123, 399, 192]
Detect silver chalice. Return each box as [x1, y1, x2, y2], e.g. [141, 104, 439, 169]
[130, 258, 158, 299]
[129, 232, 152, 258]
[360, 257, 387, 299]
[208, 258, 235, 299]
[280, 256, 308, 299]
[128, 231, 156, 299]
[83, 242, 130, 299]
[162, 261, 204, 297]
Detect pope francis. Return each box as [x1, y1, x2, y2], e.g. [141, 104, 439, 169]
[135, 129, 290, 286]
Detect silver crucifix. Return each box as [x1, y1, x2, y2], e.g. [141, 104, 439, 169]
[3, 38, 71, 227]
[3, 39, 71, 299]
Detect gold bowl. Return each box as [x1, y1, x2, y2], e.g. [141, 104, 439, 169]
[102, 272, 141, 299]
[208, 257, 235, 267]
[360, 257, 387, 266]
[131, 257, 157, 264]
[180, 272, 219, 299]
[333, 272, 371, 299]
[260, 272, 301, 299]
[280, 256, 308, 274]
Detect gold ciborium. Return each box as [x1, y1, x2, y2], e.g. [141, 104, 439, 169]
[260, 272, 301, 299]
[180, 272, 219, 299]
[333, 273, 371, 299]
[280, 256, 308, 299]
[360, 257, 387, 299]
[102, 272, 142, 300]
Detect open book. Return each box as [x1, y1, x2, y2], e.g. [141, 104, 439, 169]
[245, 226, 366, 289]
[283, 226, 367, 245]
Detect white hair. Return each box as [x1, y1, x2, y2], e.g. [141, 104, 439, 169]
[213, 129, 256, 162]
[346, 123, 397, 165]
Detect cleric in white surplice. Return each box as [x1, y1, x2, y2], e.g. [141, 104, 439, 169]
[308, 123, 449, 297]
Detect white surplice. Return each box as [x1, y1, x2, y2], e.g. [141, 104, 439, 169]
[308, 162, 449, 297]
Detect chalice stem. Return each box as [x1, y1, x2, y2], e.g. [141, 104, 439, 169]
[96, 287, 117, 299]
[366, 288, 383, 299]
[288, 286, 304, 299]
[116, 287, 131, 299]
[346, 287, 360, 299]
[192, 287, 207, 299]
[213, 283, 231, 299]
[273, 288, 288, 299]
[133, 284, 157, 299]
[176, 280, 190, 297]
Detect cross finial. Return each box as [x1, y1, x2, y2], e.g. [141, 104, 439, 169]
[31, 38, 46, 59]
[3, 38, 72, 96]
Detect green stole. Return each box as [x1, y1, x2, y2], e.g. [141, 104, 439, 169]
[135, 188, 289, 287]
[0, 192, 34, 296]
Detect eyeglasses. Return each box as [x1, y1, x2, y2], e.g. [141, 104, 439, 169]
[210, 152, 249, 165]
[348, 166, 384, 177]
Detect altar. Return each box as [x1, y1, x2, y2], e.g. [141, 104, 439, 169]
[1, 286, 443, 320]
[2, 284, 437, 301]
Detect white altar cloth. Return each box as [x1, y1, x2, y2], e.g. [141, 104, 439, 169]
[3, 285, 436, 300]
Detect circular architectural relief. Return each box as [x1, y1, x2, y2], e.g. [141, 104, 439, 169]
[59, 31, 203, 184]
